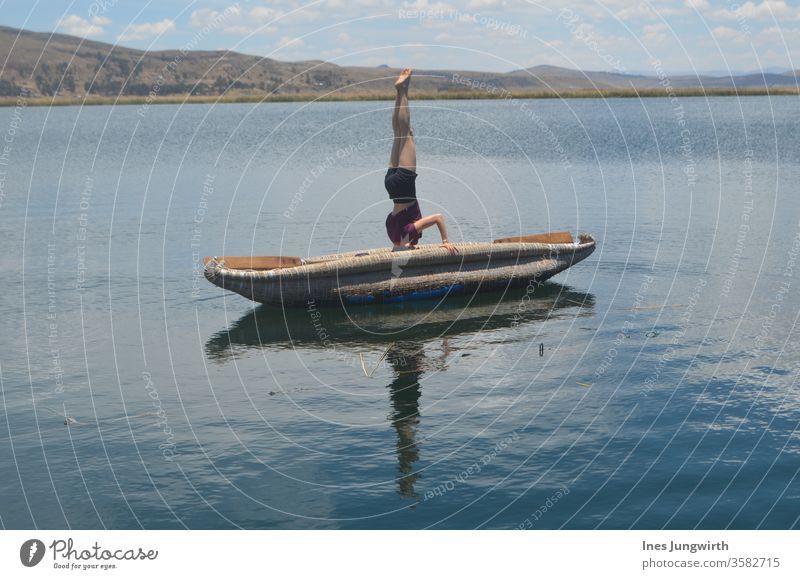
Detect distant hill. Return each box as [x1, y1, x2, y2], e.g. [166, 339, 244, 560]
[0, 25, 797, 100]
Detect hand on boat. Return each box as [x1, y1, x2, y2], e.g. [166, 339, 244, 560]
[441, 241, 458, 254]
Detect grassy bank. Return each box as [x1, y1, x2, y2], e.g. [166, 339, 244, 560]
[1, 86, 798, 107]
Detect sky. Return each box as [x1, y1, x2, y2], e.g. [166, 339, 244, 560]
[2, 0, 799, 74]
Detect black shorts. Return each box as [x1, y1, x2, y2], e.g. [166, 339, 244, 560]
[385, 167, 417, 202]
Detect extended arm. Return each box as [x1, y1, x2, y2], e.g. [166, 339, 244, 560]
[413, 213, 458, 253]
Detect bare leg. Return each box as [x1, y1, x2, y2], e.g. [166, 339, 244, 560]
[388, 68, 416, 171]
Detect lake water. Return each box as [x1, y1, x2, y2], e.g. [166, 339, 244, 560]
[1, 96, 799, 529]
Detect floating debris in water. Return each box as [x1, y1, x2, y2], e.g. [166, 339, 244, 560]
[359, 343, 394, 377]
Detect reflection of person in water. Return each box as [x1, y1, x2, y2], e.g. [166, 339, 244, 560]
[385, 339, 451, 499]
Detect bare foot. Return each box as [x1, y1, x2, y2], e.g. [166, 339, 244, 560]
[395, 67, 412, 89]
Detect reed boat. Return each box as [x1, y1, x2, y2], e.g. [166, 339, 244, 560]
[203, 231, 596, 307]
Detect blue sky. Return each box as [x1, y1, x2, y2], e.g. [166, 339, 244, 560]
[2, 0, 799, 73]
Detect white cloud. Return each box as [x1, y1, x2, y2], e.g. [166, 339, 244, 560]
[641, 22, 670, 44]
[401, 0, 457, 12]
[118, 19, 176, 41]
[189, 7, 224, 28]
[467, 0, 506, 8]
[336, 31, 353, 43]
[616, 2, 687, 20]
[190, 5, 282, 35]
[755, 25, 800, 44]
[190, 3, 325, 35]
[57, 15, 109, 37]
[713, 1, 800, 21]
[562, 0, 687, 21]
[710, 25, 748, 43]
[278, 36, 304, 49]
[433, 30, 485, 43]
[419, 18, 457, 30]
[321, 47, 347, 58]
[685, 0, 709, 10]
[615, 4, 659, 20]
[326, 0, 390, 7]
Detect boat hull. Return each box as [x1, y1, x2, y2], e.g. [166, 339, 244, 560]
[204, 234, 596, 306]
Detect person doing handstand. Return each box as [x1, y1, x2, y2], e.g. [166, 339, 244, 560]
[384, 68, 458, 254]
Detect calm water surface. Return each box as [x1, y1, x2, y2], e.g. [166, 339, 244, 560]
[1, 96, 799, 528]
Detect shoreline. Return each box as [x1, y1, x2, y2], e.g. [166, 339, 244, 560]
[1, 87, 798, 107]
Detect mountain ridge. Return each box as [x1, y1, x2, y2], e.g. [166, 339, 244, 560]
[1, 25, 797, 100]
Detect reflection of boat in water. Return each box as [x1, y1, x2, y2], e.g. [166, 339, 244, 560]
[204, 233, 595, 306]
[205, 283, 595, 361]
[205, 282, 594, 499]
